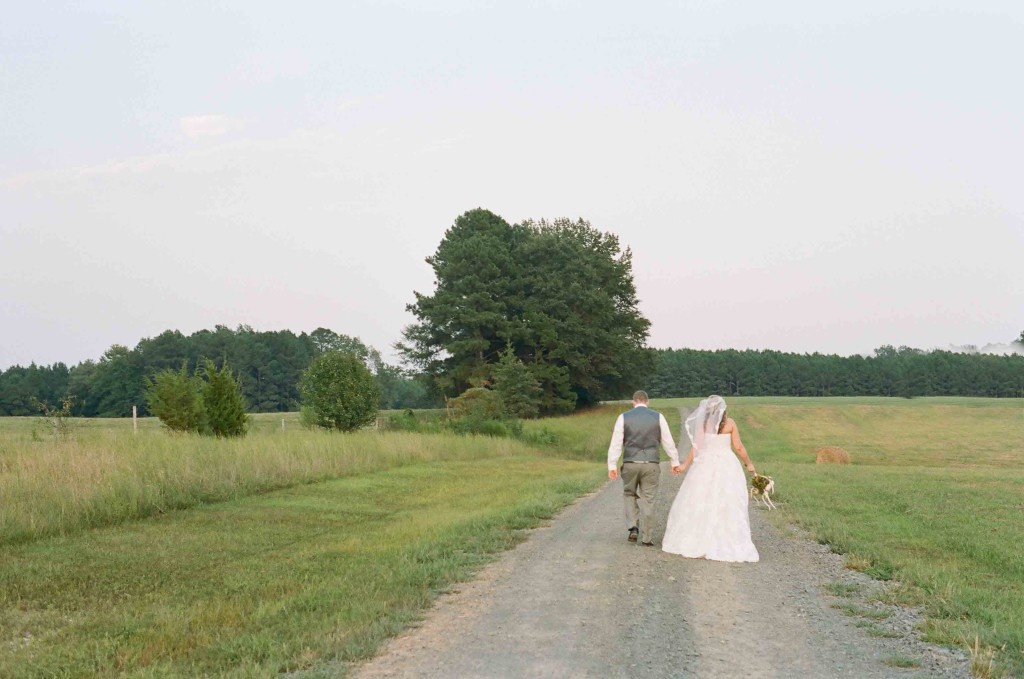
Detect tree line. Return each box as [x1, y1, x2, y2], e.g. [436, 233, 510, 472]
[5, 339, 1019, 419]
[645, 345, 1024, 399]
[0, 325, 433, 417]
[3, 204, 1021, 417]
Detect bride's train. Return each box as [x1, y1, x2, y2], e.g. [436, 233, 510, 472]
[661, 433, 759, 562]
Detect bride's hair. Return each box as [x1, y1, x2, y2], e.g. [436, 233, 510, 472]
[718, 408, 729, 434]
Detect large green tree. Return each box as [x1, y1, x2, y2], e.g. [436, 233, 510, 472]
[517, 218, 652, 407]
[400, 209, 651, 412]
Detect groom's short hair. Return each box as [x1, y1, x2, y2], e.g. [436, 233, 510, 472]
[632, 390, 649, 404]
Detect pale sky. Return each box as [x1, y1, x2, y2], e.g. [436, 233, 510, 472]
[2, 1, 1022, 370]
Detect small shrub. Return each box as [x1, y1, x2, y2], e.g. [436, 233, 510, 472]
[145, 364, 203, 433]
[33, 396, 76, 441]
[200, 360, 248, 438]
[298, 404, 317, 429]
[445, 387, 529, 438]
[448, 387, 505, 420]
[299, 351, 380, 432]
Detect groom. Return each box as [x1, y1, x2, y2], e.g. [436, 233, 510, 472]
[607, 391, 682, 546]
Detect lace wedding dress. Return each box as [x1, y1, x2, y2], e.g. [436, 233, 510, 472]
[661, 433, 759, 562]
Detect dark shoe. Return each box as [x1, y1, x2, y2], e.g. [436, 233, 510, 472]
[641, 541, 655, 547]
[627, 527, 638, 543]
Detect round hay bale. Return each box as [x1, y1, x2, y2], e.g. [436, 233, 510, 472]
[815, 446, 851, 464]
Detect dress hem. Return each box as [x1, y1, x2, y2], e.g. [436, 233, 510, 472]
[660, 547, 759, 563]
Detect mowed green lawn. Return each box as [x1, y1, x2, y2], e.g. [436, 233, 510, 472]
[667, 396, 1024, 676]
[0, 455, 604, 677]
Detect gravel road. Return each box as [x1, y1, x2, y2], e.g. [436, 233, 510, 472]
[350, 454, 972, 679]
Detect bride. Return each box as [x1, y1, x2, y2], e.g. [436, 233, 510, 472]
[662, 395, 760, 562]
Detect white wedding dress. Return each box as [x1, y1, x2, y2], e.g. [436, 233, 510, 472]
[661, 433, 759, 562]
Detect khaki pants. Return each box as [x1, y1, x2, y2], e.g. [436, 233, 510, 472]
[620, 462, 661, 543]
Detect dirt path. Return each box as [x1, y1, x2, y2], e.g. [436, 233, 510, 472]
[350, 449, 972, 678]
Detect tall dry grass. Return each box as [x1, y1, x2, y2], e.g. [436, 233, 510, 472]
[0, 421, 534, 544]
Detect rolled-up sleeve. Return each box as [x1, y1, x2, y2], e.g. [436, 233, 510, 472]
[607, 414, 625, 471]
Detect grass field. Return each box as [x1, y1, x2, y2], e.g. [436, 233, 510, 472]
[0, 456, 603, 677]
[0, 412, 609, 676]
[2, 397, 1023, 676]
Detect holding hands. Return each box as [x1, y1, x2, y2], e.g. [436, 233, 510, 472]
[673, 446, 696, 476]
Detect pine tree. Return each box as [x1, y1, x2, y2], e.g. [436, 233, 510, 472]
[200, 360, 248, 437]
[492, 343, 543, 419]
[144, 362, 203, 433]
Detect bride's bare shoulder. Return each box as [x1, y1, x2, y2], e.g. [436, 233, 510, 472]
[721, 417, 738, 433]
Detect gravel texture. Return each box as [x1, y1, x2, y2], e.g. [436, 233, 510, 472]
[349, 450, 972, 678]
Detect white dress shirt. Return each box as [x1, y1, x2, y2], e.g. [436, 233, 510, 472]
[607, 404, 681, 471]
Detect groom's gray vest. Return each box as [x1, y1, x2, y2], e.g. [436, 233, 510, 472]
[622, 406, 662, 463]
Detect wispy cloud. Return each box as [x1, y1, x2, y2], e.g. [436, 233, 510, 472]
[1, 127, 335, 191]
[179, 115, 237, 139]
